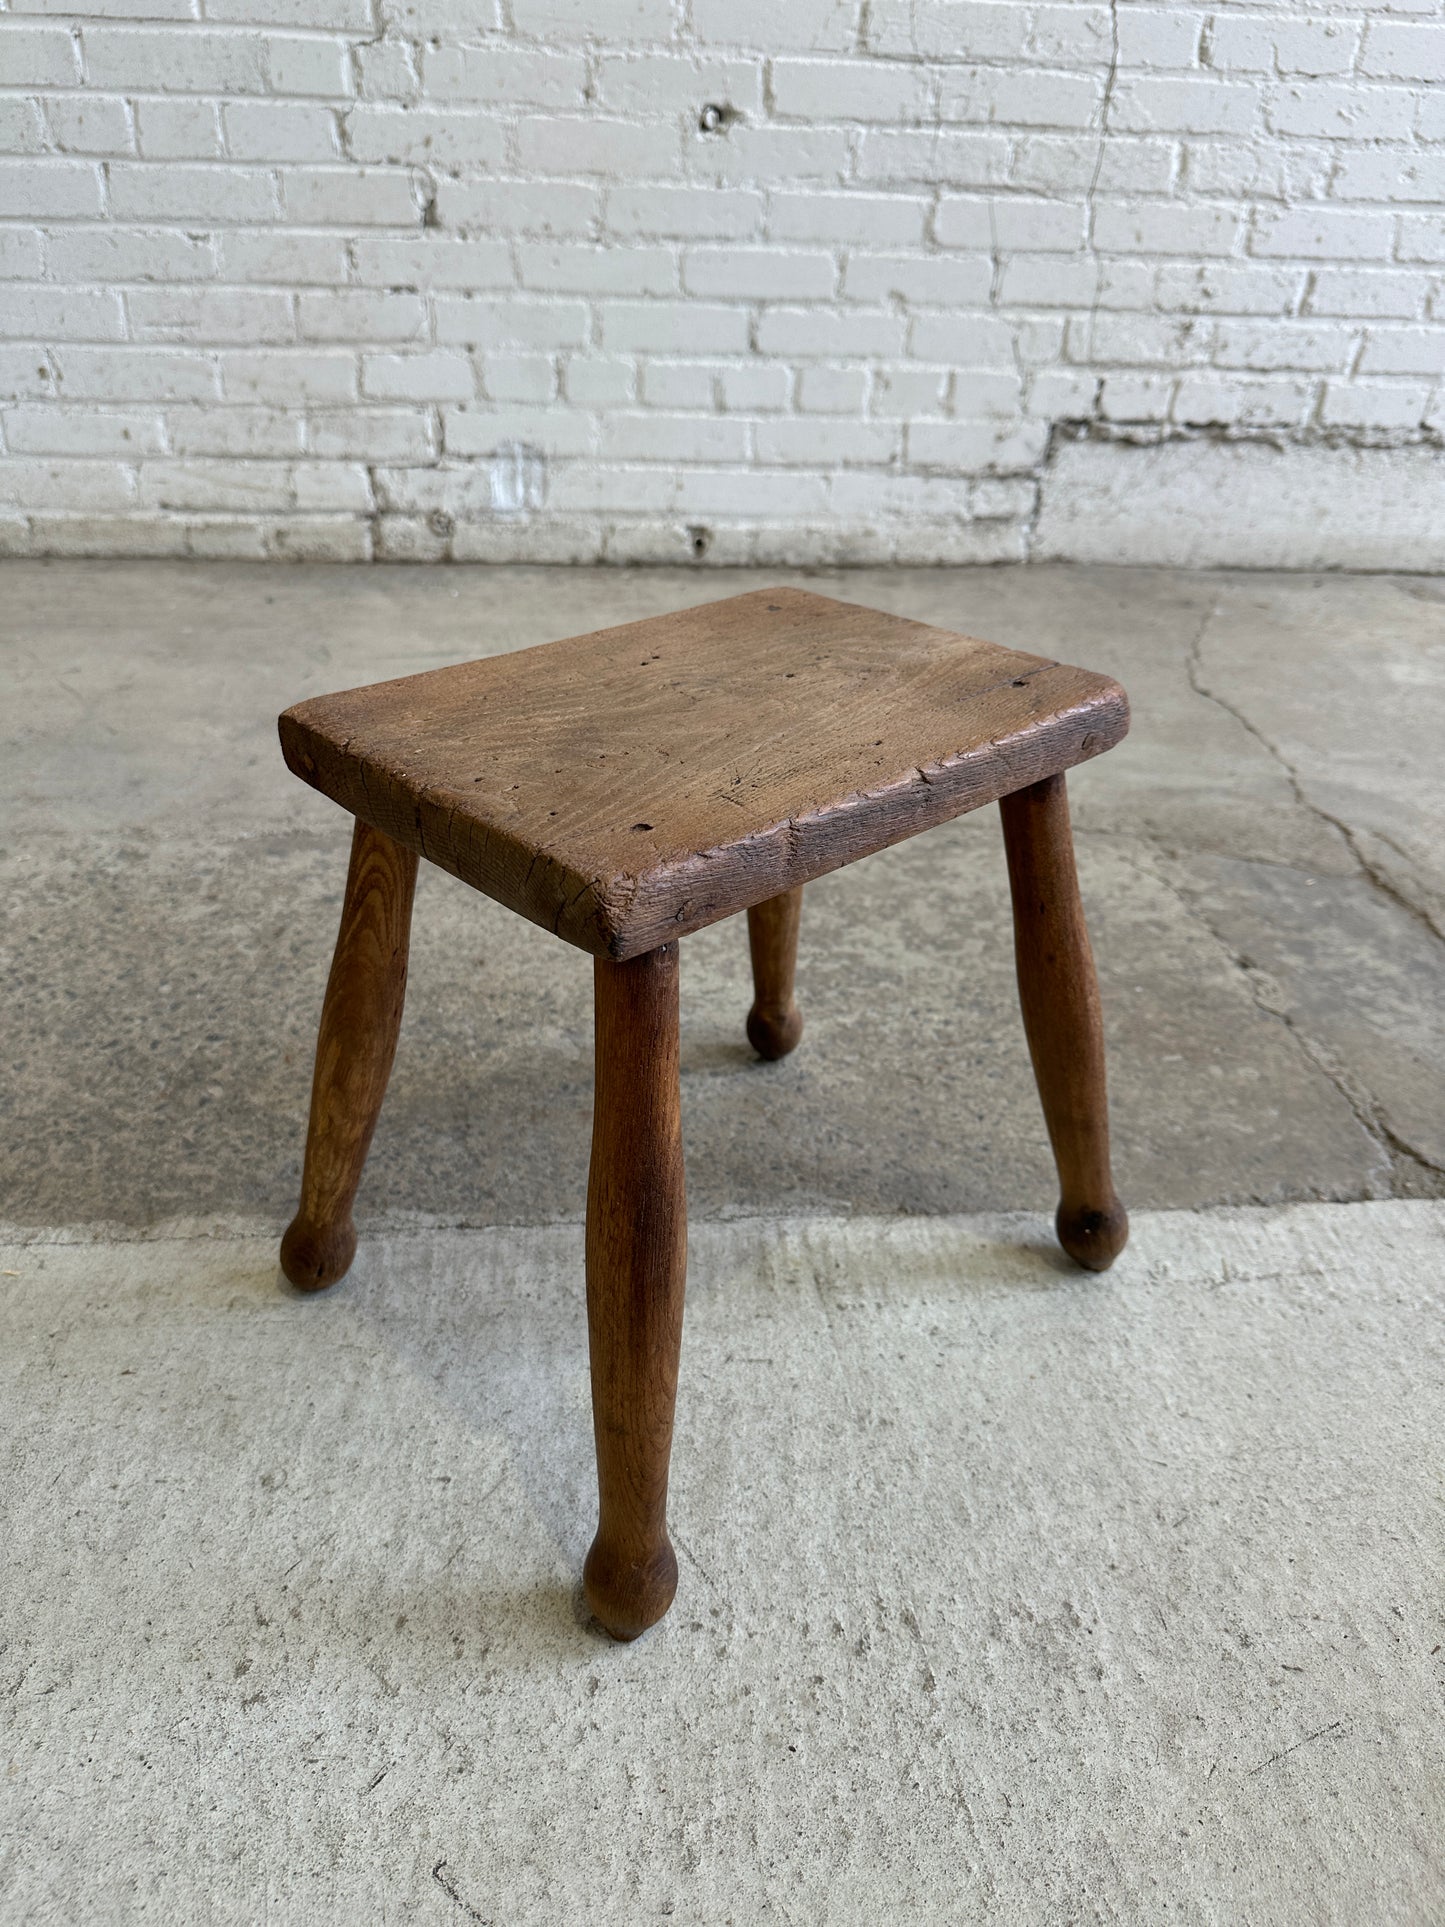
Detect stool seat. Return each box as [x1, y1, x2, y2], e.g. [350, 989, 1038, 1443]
[279, 586, 1127, 961]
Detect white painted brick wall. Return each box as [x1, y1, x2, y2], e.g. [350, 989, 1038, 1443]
[1, 0, 1443, 564]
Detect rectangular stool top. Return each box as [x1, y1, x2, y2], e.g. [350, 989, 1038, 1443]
[280, 587, 1128, 959]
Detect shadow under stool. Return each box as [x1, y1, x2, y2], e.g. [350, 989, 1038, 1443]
[276, 587, 1131, 1640]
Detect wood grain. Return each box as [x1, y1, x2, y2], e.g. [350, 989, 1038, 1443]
[746, 886, 804, 1060]
[999, 774, 1128, 1273]
[279, 587, 1128, 960]
[280, 818, 418, 1291]
[582, 942, 688, 1641]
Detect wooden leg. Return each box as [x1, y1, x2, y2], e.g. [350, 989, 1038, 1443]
[583, 942, 688, 1641]
[999, 774, 1128, 1273]
[280, 819, 419, 1291]
[746, 886, 804, 1060]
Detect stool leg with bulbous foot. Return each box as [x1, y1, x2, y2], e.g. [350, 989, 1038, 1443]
[746, 886, 804, 1061]
[280, 818, 418, 1292]
[583, 943, 689, 1641]
[999, 774, 1128, 1273]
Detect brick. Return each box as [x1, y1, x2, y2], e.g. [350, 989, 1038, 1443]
[1360, 21, 1445, 83]
[82, 26, 268, 92]
[0, 286, 125, 340]
[0, 100, 50, 155]
[0, 458, 135, 511]
[107, 163, 278, 222]
[225, 101, 338, 161]
[1206, 16, 1359, 77]
[595, 53, 764, 117]
[871, 366, 948, 416]
[293, 461, 371, 511]
[1329, 149, 1445, 205]
[344, 108, 506, 169]
[1098, 374, 1175, 422]
[693, 124, 851, 184]
[1213, 321, 1356, 372]
[354, 39, 419, 102]
[938, 68, 1100, 130]
[0, 349, 57, 401]
[1397, 217, 1445, 264]
[754, 418, 898, 465]
[768, 58, 931, 123]
[364, 350, 477, 398]
[1251, 207, 1393, 262]
[204, 0, 371, 26]
[266, 35, 350, 97]
[511, 0, 673, 37]
[0, 24, 82, 86]
[1321, 379, 1431, 429]
[683, 247, 834, 301]
[842, 253, 992, 307]
[435, 295, 589, 349]
[855, 130, 1012, 188]
[136, 100, 223, 159]
[516, 117, 679, 178]
[219, 230, 350, 283]
[870, 2, 1030, 62]
[719, 362, 790, 410]
[0, 160, 104, 219]
[768, 191, 928, 246]
[608, 414, 750, 463]
[0, 230, 45, 277]
[129, 287, 295, 343]
[1357, 328, 1445, 376]
[754, 307, 906, 358]
[438, 179, 601, 237]
[599, 302, 750, 354]
[1111, 76, 1257, 135]
[690, 0, 857, 53]
[1115, 8, 1204, 70]
[483, 354, 556, 402]
[1030, 5, 1112, 67]
[423, 44, 586, 106]
[298, 289, 425, 342]
[978, 197, 1087, 252]
[563, 357, 635, 405]
[45, 95, 135, 155]
[221, 348, 355, 402]
[3, 406, 165, 455]
[54, 346, 219, 399]
[798, 364, 868, 414]
[280, 167, 420, 226]
[606, 185, 763, 240]
[1156, 262, 1304, 316]
[351, 237, 513, 288]
[1306, 270, 1428, 322]
[1267, 85, 1416, 143]
[1094, 202, 1238, 257]
[307, 408, 433, 458]
[1173, 374, 1314, 428]
[167, 407, 302, 455]
[519, 244, 677, 295]
[137, 459, 293, 511]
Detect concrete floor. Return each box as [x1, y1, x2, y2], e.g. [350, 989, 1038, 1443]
[3, 561, 1444, 1921]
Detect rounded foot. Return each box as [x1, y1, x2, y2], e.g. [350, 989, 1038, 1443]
[746, 1002, 804, 1061]
[280, 1215, 357, 1291]
[583, 1535, 679, 1641]
[1056, 1198, 1129, 1272]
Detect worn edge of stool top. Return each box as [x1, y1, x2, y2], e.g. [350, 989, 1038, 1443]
[279, 586, 1129, 960]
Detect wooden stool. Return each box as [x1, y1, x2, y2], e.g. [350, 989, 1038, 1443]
[277, 588, 1130, 1640]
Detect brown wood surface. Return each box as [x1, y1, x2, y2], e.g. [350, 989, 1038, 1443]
[582, 942, 688, 1641]
[280, 587, 1128, 961]
[746, 886, 805, 1060]
[999, 774, 1128, 1272]
[280, 818, 418, 1291]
